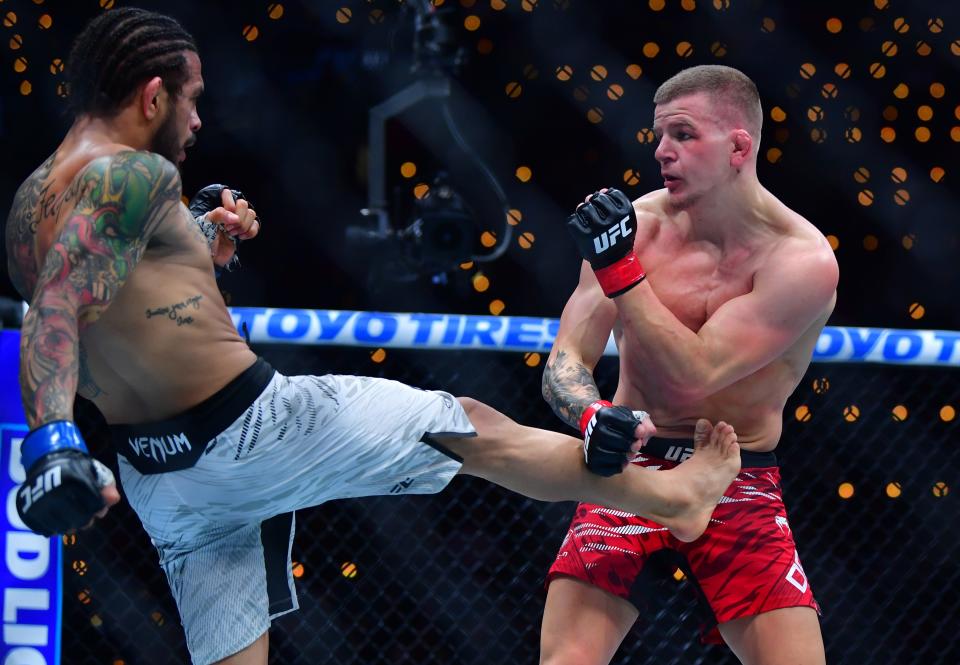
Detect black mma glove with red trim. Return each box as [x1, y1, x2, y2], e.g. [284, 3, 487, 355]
[578, 400, 647, 476]
[566, 188, 646, 297]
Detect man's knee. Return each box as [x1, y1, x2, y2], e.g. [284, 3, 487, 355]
[457, 396, 510, 427]
[213, 631, 269, 665]
[446, 397, 508, 462]
[455, 396, 521, 441]
[455, 396, 482, 420]
[540, 642, 605, 665]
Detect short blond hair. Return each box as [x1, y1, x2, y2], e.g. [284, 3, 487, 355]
[654, 65, 762, 137]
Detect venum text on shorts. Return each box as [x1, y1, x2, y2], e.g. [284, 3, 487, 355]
[128, 432, 193, 463]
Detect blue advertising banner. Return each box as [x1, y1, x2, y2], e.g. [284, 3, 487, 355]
[1, 330, 61, 664]
[228, 307, 960, 367]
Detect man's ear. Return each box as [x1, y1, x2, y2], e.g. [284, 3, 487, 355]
[140, 76, 164, 120]
[730, 129, 753, 168]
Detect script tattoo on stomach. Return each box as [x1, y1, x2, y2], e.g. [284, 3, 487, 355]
[146, 295, 203, 326]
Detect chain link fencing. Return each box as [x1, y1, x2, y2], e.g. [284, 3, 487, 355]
[66, 345, 958, 664]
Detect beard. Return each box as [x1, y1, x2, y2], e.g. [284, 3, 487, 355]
[669, 189, 701, 211]
[150, 106, 183, 166]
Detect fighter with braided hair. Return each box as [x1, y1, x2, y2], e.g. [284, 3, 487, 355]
[5, 9, 739, 664]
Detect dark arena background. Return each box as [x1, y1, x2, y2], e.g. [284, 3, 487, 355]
[1, 0, 959, 663]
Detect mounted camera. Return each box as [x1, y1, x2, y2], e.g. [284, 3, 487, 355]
[346, 0, 510, 284]
[411, 0, 466, 75]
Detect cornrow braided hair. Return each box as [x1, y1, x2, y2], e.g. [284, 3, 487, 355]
[66, 7, 197, 118]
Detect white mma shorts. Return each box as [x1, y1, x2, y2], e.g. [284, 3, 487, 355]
[115, 366, 472, 664]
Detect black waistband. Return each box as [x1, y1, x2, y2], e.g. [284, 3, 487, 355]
[640, 437, 778, 468]
[110, 358, 274, 474]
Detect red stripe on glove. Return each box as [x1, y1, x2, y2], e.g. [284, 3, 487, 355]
[579, 400, 614, 435]
[593, 253, 646, 298]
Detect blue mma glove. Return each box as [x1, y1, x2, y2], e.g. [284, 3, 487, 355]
[17, 421, 115, 537]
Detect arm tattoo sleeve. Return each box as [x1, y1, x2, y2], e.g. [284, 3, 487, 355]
[541, 349, 603, 430]
[5, 153, 57, 299]
[19, 151, 182, 427]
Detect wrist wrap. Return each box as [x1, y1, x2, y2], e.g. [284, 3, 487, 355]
[579, 400, 614, 435]
[21, 420, 88, 472]
[593, 254, 646, 298]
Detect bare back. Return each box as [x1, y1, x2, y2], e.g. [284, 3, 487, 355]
[612, 190, 835, 450]
[6, 139, 255, 424]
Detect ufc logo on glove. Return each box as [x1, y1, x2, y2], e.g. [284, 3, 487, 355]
[592, 216, 633, 254]
[567, 189, 646, 298]
[18, 466, 62, 512]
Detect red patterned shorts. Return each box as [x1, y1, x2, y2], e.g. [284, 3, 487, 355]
[547, 440, 820, 644]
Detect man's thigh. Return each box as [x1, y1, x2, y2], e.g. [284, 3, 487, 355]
[153, 374, 471, 522]
[541, 577, 639, 665]
[719, 606, 825, 665]
[682, 464, 820, 642]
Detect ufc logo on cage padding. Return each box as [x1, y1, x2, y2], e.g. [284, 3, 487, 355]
[592, 216, 633, 254]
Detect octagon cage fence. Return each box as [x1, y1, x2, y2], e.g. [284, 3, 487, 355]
[27, 308, 960, 664]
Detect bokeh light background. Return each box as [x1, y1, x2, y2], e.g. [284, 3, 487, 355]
[1, 1, 958, 663]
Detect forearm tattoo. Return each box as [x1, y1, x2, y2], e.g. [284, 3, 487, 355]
[542, 349, 603, 429]
[19, 151, 181, 426]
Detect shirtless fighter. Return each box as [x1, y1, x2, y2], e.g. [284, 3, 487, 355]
[4, 11, 739, 664]
[540, 65, 839, 665]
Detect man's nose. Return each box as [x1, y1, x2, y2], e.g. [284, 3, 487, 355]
[654, 137, 673, 163]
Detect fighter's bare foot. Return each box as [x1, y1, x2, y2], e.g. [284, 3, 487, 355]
[657, 419, 740, 542]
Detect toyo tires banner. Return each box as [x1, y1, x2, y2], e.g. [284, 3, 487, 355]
[228, 308, 960, 367]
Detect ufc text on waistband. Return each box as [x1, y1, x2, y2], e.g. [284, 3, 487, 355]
[109, 358, 274, 474]
[641, 438, 778, 468]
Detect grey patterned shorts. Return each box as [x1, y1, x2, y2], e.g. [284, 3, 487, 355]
[117, 371, 472, 664]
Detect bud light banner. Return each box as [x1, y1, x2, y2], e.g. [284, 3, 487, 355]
[1, 330, 61, 665]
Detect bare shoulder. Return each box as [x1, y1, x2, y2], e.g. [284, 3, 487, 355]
[632, 187, 668, 215]
[5, 152, 58, 298]
[76, 150, 182, 230]
[6, 145, 181, 300]
[63, 145, 179, 200]
[630, 188, 670, 239]
[80, 148, 180, 184]
[767, 206, 839, 299]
